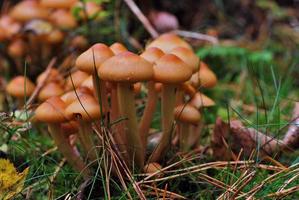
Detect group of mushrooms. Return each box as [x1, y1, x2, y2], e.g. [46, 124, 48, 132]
[0, 0, 101, 75]
[6, 33, 217, 178]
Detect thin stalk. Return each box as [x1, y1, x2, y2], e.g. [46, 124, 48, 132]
[92, 73, 108, 117]
[139, 81, 158, 151]
[149, 84, 176, 162]
[48, 123, 90, 179]
[77, 120, 97, 162]
[117, 83, 144, 168]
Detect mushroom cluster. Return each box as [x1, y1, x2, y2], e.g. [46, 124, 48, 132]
[0, 0, 102, 77]
[5, 33, 217, 177]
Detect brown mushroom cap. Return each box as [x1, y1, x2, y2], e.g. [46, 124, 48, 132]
[10, 0, 49, 22]
[140, 47, 164, 64]
[50, 9, 77, 29]
[38, 82, 64, 102]
[189, 61, 217, 88]
[146, 33, 192, 53]
[99, 51, 153, 83]
[45, 29, 64, 44]
[80, 75, 94, 91]
[170, 47, 199, 73]
[8, 39, 26, 58]
[189, 92, 215, 109]
[65, 94, 101, 121]
[36, 68, 64, 85]
[35, 96, 67, 123]
[75, 43, 114, 74]
[0, 15, 21, 38]
[65, 70, 89, 90]
[110, 43, 128, 55]
[153, 54, 192, 84]
[70, 35, 88, 50]
[174, 104, 201, 125]
[143, 162, 162, 174]
[41, 0, 77, 9]
[61, 87, 93, 105]
[6, 76, 36, 98]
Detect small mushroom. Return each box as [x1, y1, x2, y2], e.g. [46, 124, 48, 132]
[6, 76, 36, 107]
[50, 9, 77, 29]
[110, 43, 128, 55]
[38, 82, 64, 102]
[65, 70, 89, 91]
[189, 61, 217, 88]
[41, 0, 78, 9]
[35, 96, 89, 179]
[174, 104, 201, 152]
[149, 54, 192, 162]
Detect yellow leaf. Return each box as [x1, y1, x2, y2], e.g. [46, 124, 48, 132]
[0, 159, 29, 200]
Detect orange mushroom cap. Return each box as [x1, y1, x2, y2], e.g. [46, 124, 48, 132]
[41, 0, 78, 9]
[99, 51, 153, 83]
[189, 92, 215, 109]
[6, 76, 35, 98]
[35, 96, 67, 123]
[65, 70, 89, 91]
[110, 42, 128, 55]
[140, 47, 164, 64]
[75, 43, 114, 74]
[38, 82, 64, 102]
[170, 47, 199, 73]
[36, 68, 64, 85]
[189, 61, 217, 88]
[146, 33, 192, 53]
[50, 9, 77, 29]
[174, 104, 201, 125]
[153, 54, 192, 84]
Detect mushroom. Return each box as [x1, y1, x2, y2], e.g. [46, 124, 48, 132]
[146, 33, 192, 53]
[110, 43, 128, 55]
[35, 96, 89, 178]
[139, 47, 164, 149]
[65, 93, 101, 161]
[65, 70, 89, 91]
[9, 0, 49, 22]
[99, 52, 153, 168]
[40, 0, 78, 9]
[61, 86, 93, 105]
[36, 68, 64, 86]
[6, 76, 36, 107]
[75, 43, 114, 115]
[38, 82, 64, 102]
[0, 15, 21, 39]
[50, 9, 77, 29]
[189, 61, 217, 89]
[149, 54, 192, 162]
[189, 92, 215, 109]
[143, 162, 163, 178]
[174, 104, 201, 152]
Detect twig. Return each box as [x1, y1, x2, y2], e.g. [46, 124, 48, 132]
[141, 184, 187, 199]
[26, 58, 56, 106]
[172, 30, 219, 44]
[123, 0, 159, 38]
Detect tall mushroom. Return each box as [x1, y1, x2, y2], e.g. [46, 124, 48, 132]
[35, 96, 90, 179]
[139, 47, 164, 150]
[98, 52, 153, 168]
[149, 54, 192, 162]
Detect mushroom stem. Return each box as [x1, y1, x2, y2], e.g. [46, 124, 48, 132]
[117, 83, 144, 168]
[92, 74, 108, 119]
[188, 121, 203, 148]
[77, 120, 97, 162]
[48, 123, 90, 179]
[179, 123, 190, 152]
[111, 84, 128, 159]
[139, 81, 158, 151]
[150, 84, 176, 162]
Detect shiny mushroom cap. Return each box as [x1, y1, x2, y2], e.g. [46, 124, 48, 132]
[38, 82, 64, 102]
[41, 0, 77, 9]
[98, 51, 153, 83]
[50, 9, 77, 29]
[61, 86, 93, 105]
[65, 94, 102, 121]
[110, 43, 128, 55]
[6, 76, 35, 98]
[75, 43, 114, 74]
[36, 68, 64, 85]
[153, 54, 192, 84]
[146, 33, 192, 53]
[35, 96, 66, 123]
[174, 104, 201, 125]
[10, 0, 49, 22]
[170, 47, 199, 73]
[189, 61, 217, 88]
[189, 92, 215, 109]
[80, 75, 94, 91]
[65, 70, 89, 91]
[140, 47, 164, 64]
